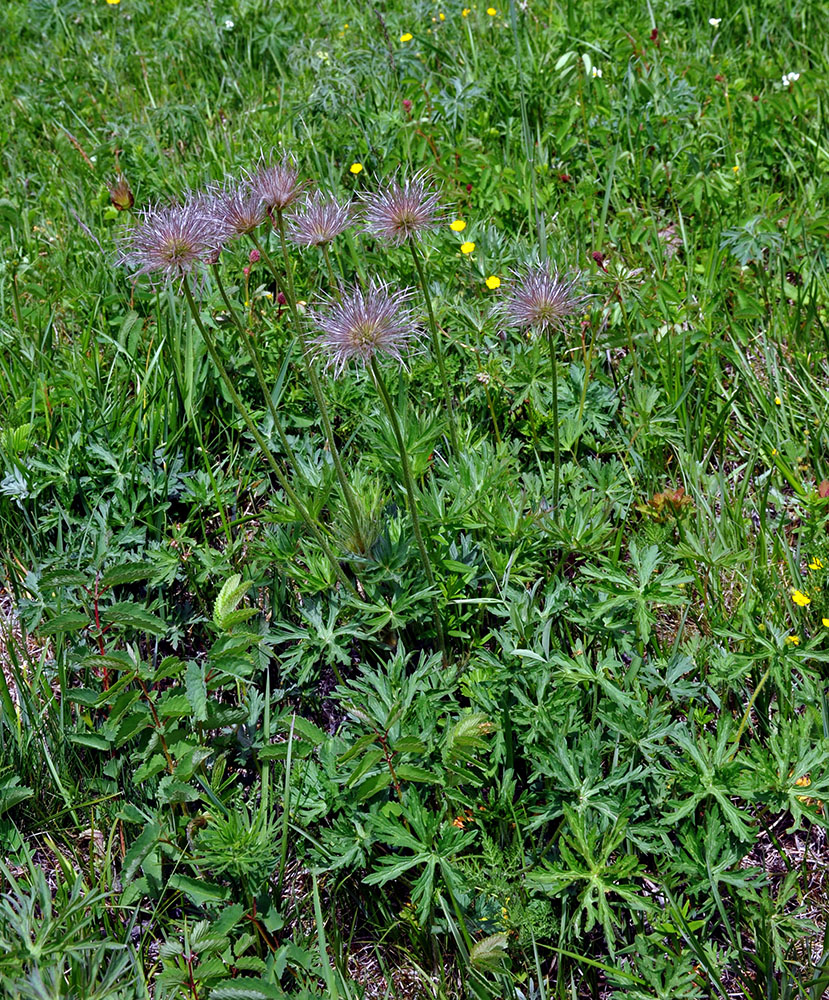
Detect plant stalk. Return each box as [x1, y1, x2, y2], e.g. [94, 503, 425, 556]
[408, 240, 459, 455]
[369, 355, 447, 662]
[547, 328, 562, 512]
[182, 282, 359, 599]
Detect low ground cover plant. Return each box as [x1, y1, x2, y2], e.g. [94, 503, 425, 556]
[1, 0, 829, 997]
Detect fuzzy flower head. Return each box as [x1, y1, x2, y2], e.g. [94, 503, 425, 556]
[502, 264, 584, 334]
[310, 280, 418, 376]
[207, 181, 267, 240]
[117, 200, 222, 285]
[286, 192, 353, 247]
[248, 153, 305, 213]
[361, 170, 444, 246]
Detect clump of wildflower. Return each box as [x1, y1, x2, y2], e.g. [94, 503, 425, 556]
[709, 17, 721, 27]
[400, 32, 413, 42]
[450, 219, 466, 232]
[287, 192, 353, 247]
[208, 181, 267, 239]
[485, 275, 501, 289]
[809, 557, 823, 570]
[782, 71, 801, 86]
[823, 618, 829, 628]
[591, 66, 603, 78]
[350, 162, 363, 174]
[502, 263, 584, 334]
[786, 635, 801, 646]
[249, 154, 305, 213]
[117, 200, 223, 285]
[792, 590, 811, 607]
[460, 241, 475, 254]
[361, 170, 443, 246]
[310, 279, 419, 377]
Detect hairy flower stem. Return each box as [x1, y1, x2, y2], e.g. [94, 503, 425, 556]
[211, 263, 301, 475]
[408, 240, 459, 455]
[547, 329, 562, 513]
[182, 282, 359, 599]
[369, 356, 447, 663]
[274, 210, 368, 554]
[321, 244, 338, 293]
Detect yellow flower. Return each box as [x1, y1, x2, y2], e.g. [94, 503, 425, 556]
[732, 164, 739, 173]
[771, 448, 778, 456]
[792, 590, 811, 607]
[485, 275, 501, 289]
[786, 635, 801, 646]
[460, 241, 475, 254]
[487, 6, 496, 14]
[349, 163, 363, 174]
[400, 32, 413, 41]
[795, 775, 812, 788]
[106, 0, 121, 4]
[439, 11, 446, 19]
[462, 7, 470, 14]
[823, 618, 829, 628]
[774, 396, 782, 405]
[449, 219, 466, 232]
[809, 557, 823, 570]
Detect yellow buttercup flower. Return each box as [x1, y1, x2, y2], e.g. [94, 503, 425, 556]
[809, 558, 823, 570]
[786, 635, 801, 645]
[774, 396, 782, 405]
[487, 6, 497, 14]
[450, 219, 466, 232]
[350, 163, 363, 174]
[732, 164, 739, 173]
[485, 275, 501, 289]
[823, 618, 829, 628]
[106, 0, 121, 4]
[460, 241, 475, 254]
[439, 12, 446, 20]
[400, 32, 413, 41]
[462, 7, 470, 14]
[792, 590, 811, 607]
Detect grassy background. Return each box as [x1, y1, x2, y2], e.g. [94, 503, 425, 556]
[1, 0, 829, 997]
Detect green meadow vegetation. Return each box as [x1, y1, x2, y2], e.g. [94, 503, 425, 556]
[2, 0, 829, 996]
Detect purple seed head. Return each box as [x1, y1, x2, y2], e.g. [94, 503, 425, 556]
[207, 180, 267, 239]
[248, 153, 306, 213]
[360, 169, 444, 246]
[286, 191, 354, 247]
[309, 279, 419, 377]
[501, 264, 584, 334]
[116, 199, 223, 285]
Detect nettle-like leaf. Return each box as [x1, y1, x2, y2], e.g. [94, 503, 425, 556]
[469, 931, 510, 971]
[213, 574, 256, 631]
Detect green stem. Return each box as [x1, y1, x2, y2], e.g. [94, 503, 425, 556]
[547, 328, 562, 512]
[182, 282, 359, 600]
[369, 356, 447, 663]
[211, 262, 301, 475]
[408, 240, 459, 455]
[321, 243, 338, 293]
[274, 211, 368, 555]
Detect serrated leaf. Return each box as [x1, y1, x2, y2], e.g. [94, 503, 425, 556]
[209, 979, 283, 1000]
[99, 603, 166, 635]
[158, 693, 192, 716]
[213, 574, 253, 630]
[39, 611, 89, 635]
[157, 776, 199, 805]
[68, 734, 111, 751]
[39, 570, 89, 589]
[284, 715, 329, 745]
[99, 562, 156, 588]
[115, 711, 151, 748]
[395, 763, 439, 784]
[133, 754, 167, 784]
[470, 932, 509, 971]
[66, 688, 101, 707]
[185, 660, 208, 722]
[122, 820, 161, 883]
[353, 772, 392, 802]
[168, 873, 229, 907]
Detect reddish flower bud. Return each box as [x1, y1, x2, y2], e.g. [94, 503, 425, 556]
[403, 98, 412, 112]
[243, 265, 250, 277]
[277, 291, 287, 305]
[249, 248, 260, 263]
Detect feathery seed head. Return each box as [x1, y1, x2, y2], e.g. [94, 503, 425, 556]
[502, 264, 584, 333]
[310, 280, 418, 376]
[116, 200, 223, 285]
[248, 153, 305, 213]
[361, 170, 444, 246]
[208, 180, 267, 239]
[287, 192, 353, 247]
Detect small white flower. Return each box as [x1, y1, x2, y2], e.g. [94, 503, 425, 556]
[709, 17, 721, 26]
[315, 49, 330, 62]
[224, 18, 234, 30]
[591, 66, 602, 78]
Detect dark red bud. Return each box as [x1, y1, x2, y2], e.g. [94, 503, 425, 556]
[277, 291, 287, 305]
[249, 248, 260, 263]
